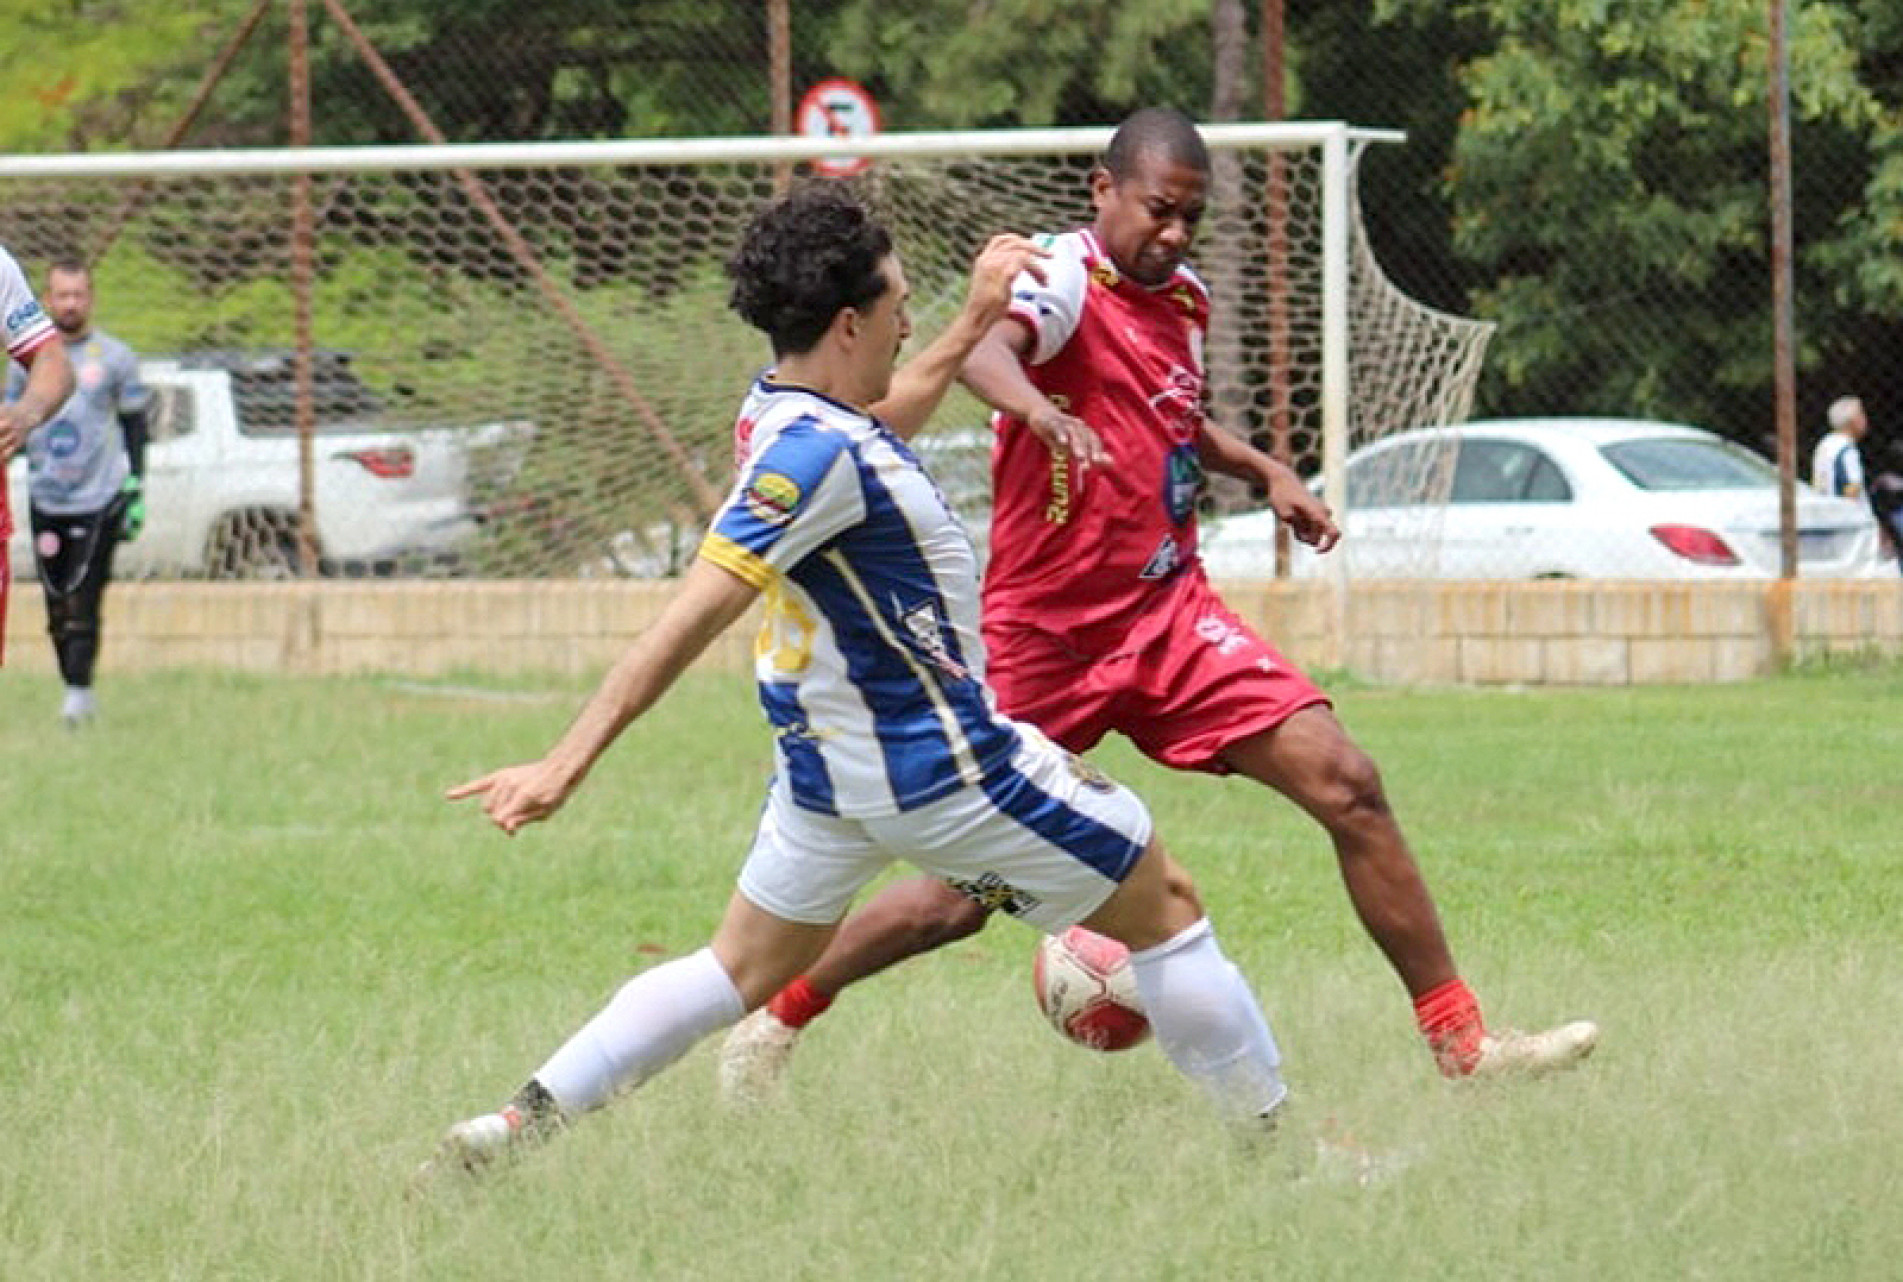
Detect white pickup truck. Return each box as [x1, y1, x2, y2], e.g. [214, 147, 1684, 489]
[8, 351, 530, 579]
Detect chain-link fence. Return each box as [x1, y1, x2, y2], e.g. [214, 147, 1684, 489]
[3, 0, 1898, 583]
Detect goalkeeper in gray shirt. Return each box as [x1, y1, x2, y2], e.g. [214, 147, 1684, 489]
[5, 259, 150, 726]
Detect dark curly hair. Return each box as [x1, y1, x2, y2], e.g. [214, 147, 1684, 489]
[726, 182, 894, 357]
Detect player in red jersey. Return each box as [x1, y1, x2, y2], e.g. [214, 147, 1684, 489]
[0, 244, 76, 667]
[722, 109, 1597, 1099]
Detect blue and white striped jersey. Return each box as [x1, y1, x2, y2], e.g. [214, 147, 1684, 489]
[701, 377, 1021, 818]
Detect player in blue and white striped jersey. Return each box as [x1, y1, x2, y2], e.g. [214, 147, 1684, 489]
[702, 374, 1018, 818]
[430, 185, 1289, 1175]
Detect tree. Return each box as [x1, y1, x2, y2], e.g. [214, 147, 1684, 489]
[0, 0, 811, 152]
[825, 0, 1224, 128]
[1380, 0, 1903, 444]
[0, 3, 252, 150]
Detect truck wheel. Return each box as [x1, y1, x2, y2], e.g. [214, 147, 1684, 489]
[207, 511, 308, 580]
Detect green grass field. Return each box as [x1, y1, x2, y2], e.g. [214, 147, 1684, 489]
[4, 665, 1900, 1280]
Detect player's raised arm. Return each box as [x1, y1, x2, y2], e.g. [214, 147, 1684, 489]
[960, 316, 1110, 469]
[870, 233, 1047, 439]
[1194, 419, 1339, 552]
[447, 557, 760, 834]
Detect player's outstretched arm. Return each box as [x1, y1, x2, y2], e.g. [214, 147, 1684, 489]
[0, 337, 74, 460]
[447, 557, 760, 834]
[1195, 420, 1339, 552]
[959, 320, 1110, 467]
[871, 234, 1048, 439]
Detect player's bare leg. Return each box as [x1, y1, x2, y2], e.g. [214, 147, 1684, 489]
[1223, 705, 1596, 1078]
[809, 875, 992, 991]
[1222, 706, 1456, 997]
[719, 875, 989, 1104]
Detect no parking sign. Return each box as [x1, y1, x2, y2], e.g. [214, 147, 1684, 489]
[796, 78, 881, 178]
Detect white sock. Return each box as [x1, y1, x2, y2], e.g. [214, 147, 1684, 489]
[1127, 918, 1287, 1120]
[532, 947, 745, 1114]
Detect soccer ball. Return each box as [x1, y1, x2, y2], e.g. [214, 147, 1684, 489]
[1032, 926, 1151, 1052]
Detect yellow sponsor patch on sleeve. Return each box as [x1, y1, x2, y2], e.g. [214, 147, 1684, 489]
[744, 471, 802, 526]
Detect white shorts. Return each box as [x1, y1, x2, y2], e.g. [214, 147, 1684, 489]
[736, 727, 1153, 933]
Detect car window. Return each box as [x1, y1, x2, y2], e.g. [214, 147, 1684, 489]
[149, 385, 194, 443]
[1600, 437, 1776, 490]
[1450, 439, 1561, 503]
[222, 353, 385, 432]
[1347, 438, 1454, 507]
[1524, 452, 1573, 501]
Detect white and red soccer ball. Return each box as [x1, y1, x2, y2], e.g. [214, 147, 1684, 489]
[1032, 926, 1151, 1052]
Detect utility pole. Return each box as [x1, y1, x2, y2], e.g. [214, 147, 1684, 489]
[1767, 0, 1798, 660]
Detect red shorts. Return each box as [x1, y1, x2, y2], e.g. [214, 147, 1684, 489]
[984, 570, 1328, 772]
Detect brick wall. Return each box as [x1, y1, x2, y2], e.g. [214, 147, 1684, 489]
[1215, 578, 1903, 683]
[6, 578, 1901, 684]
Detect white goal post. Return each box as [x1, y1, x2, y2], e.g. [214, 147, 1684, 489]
[0, 123, 1490, 580]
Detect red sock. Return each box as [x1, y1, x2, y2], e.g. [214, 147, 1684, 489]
[1413, 978, 1486, 1077]
[766, 975, 835, 1029]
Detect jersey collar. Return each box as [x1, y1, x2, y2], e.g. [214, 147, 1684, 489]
[756, 370, 871, 418]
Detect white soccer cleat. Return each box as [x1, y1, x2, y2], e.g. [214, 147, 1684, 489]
[434, 1105, 530, 1173]
[61, 687, 97, 729]
[717, 1008, 802, 1106]
[1468, 1020, 1600, 1079]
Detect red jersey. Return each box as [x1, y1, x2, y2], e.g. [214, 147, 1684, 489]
[984, 228, 1211, 646]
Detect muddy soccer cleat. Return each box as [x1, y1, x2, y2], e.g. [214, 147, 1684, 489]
[717, 1008, 802, 1106]
[428, 1105, 532, 1178]
[1467, 1020, 1600, 1079]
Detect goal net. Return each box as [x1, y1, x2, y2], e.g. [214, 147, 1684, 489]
[0, 124, 1489, 581]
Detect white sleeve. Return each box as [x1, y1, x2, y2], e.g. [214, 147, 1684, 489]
[1006, 232, 1088, 366]
[0, 248, 54, 361]
[706, 419, 867, 582]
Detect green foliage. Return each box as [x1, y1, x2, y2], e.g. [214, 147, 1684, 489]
[0, 3, 248, 149]
[1286, 2, 1493, 314]
[82, 206, 759, 575]
[21, 0, 1903, 456]
[456, 262, 761, 576]
[1377, 0, 1903, 436]
[828, 0, 1221, 128]
[0, 0, 797, 150]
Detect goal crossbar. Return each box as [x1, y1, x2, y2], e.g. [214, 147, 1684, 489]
[0, 121, 1405, 179]
[0, 121, 1490, 593]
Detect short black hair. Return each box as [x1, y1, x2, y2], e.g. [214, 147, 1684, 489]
[46, 256, 89, 281]
[726, 182, 894, 357]
[1103, 107, 1209, 180]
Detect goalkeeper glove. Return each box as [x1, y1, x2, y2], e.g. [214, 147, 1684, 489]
[119, 474, 145, 542]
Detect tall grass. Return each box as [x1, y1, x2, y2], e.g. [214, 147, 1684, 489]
[3, 667, 1899, 1280]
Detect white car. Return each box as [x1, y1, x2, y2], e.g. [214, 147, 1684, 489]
[1199, 418, 1896, 580]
